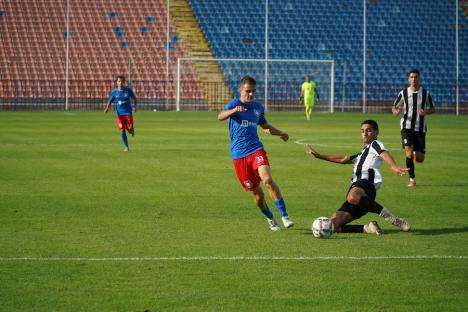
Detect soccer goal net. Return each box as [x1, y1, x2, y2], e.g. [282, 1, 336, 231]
[176, 57, 334, 112]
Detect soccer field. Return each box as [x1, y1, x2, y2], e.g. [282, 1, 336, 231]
[1, 111, 467, 311]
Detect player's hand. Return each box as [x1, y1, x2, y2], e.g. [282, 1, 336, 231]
[280, 132, 289, 142]
[304, 144, 319, 157]
[391, 106, 399, 116]
[418, 108, 425, 116]
[234, 106, 247, 113]
[392, 166, 409, 176]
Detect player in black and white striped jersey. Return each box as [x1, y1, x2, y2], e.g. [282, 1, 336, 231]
[392, 68, 435, 188]
[304, 120, 411, 235]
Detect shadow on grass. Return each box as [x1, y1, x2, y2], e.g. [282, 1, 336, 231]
[408, 183, 468, 188]
[296, 228, 365, 239]
[297, 226, 468, 236]
[384, 226, 468, 236]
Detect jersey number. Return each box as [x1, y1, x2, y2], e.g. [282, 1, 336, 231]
[256, 156, 265, 164]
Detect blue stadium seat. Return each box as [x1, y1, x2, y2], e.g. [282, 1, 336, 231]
[190, 0, 465, 103]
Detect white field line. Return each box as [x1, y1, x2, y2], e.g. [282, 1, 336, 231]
[0, 255, 466, 262]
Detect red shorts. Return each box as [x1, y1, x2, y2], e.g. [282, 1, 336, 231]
[116, 115, 134, 131]
[233, 149, 270, 191]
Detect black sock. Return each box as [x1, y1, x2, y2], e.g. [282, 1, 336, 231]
[406, 157, 415, 179]
[374, 201, 384, 214]
[359, 196, 383, 214]
[341, 225, 364, 233]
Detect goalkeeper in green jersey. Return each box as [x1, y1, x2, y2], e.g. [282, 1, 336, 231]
[300, 74, 320, 120]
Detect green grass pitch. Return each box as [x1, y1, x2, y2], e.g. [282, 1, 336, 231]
[1, 111, 467, 311]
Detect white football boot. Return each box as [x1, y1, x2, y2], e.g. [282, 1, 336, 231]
[267, 218, 281, 231]
[407, 178, 416, 188]
[364, 221, 383, 235]
[380, 208, 411, 231]
[281, 216, 294, 229]
[384, 216, 411, 231]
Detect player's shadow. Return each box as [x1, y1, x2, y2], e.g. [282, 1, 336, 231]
[297, 228, 361, 238]
[414, 182, 468, 188]
[386, 226, 468, 236]
[297, 228, 317, 235]
[297, 226, 468, 236]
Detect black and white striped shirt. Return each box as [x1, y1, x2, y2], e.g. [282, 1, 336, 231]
[393, 87, 434, 133]
[350, 140, 386, 190]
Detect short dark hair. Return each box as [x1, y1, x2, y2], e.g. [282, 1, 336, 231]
[240, 75, 257, 86]
[361, 119, 379, 131]
[407, 68, 420, 77]
[116, 75, 126, 81]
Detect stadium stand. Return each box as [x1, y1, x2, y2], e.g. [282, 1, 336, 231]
[0, 0, 467, 111]
[0, 0, 204, 110]
[190, 0, 468, 111]
[188, 0, 468, 112]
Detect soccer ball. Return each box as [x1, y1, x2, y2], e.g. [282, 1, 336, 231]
[311, 217, 334, 239]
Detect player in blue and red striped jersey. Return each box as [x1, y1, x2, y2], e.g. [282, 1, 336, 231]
[218, 76, 294, 231]
[104, 75, 137, 152]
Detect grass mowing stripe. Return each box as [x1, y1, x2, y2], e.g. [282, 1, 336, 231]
[1, 112, 467, 311]
[1, 255, 467, 261]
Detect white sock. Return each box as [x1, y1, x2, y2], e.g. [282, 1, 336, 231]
[379, 208, 395, 219]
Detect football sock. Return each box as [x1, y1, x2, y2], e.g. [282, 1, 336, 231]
[274, 198, 288, 217]
[341, 224, 364, 233]
[406, 157, 415, 179]
[379, 207, 396, 219]
[373, 201, 384, 214]
[359, 196, 383, 214]
[260, 207, 274, 219]
[120, 131, 129, 148]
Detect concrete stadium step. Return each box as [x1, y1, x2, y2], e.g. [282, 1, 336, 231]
[171, 0, 232, 110]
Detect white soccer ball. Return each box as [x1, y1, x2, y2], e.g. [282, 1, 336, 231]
[312, 217, 334, 239]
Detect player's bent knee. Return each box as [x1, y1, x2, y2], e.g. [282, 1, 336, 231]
[415, 154, 425, 163]
[346, 194, 360, 206]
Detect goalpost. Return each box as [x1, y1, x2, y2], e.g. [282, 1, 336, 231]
[176, 58, 334, 112]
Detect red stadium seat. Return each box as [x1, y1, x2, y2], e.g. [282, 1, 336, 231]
[2, 0, 202, 105]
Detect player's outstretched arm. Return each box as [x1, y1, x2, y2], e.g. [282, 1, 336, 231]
[260, 123, 288, 141]
[380, 150, 409, 176]
[304, 144, 351, 164]
[392, 94, 404, 116]
[217, 106, 246, 121]
[104, 102, 112, 113]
